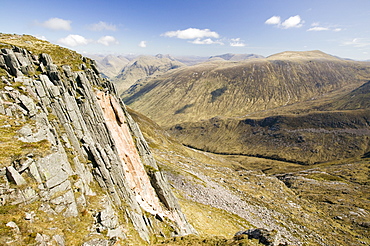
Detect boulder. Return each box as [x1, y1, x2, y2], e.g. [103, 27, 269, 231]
[235, 228, 283, 246]
[6, 166, 26, 186]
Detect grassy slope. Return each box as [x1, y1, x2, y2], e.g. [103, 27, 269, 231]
[123, 52, 370, 127]
[128, 107, 370, 246]
[168, 109, 370, 164]
[0, 33, 86, 71]
[0, 34, 147, 245]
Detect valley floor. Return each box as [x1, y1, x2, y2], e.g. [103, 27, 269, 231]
[154, 143, 370, 245]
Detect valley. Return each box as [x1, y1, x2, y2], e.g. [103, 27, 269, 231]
[0, 34, 369, 245]
[118, 49, 370, 245]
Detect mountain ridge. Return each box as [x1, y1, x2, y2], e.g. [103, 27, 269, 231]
[123, 51, 370, 127]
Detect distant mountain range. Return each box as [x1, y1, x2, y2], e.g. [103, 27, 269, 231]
[121, 50, 370, 164]
[88, 53, 266, 95]
[2, 34, 370, 245]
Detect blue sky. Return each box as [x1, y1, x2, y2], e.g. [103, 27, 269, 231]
[2, 0, 370, 60]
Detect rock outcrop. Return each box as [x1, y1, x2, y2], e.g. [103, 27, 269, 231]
[0, 36, 195, 245]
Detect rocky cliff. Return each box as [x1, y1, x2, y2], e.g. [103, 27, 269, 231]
[0, 34, 195, 245]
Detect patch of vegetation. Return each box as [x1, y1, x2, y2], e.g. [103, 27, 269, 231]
[174, 104, 194, 115]
[0, 194, 102, 245]
[0, 34, 86, 71]
[210, 86, 227, 102]
[305, 172, 346, 182]
[177, 197, 252, 239]
[0, 67, 9, 78]
[0, 115, 52, 168]
[155, 234, 263, 246]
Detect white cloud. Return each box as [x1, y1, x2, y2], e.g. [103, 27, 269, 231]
[138, 41, 147, 48]
[265, 16, 281, 25]
[40, 18, 71, 31]
[281, 15, 304, 29]
[229, 38, 246, 47]
[334, 28, 342, 32]
[190, 38, 224, 45]
[58, 34, 91, 47]
[342, 38, 370, 48]
[265, 15, 304, 29]
[162, 28, 219, 39]
[97, 36, 119, 46]
[89, 21, 117, 31]
[307, 26, 329, 31]
[35, 35, 47, 41]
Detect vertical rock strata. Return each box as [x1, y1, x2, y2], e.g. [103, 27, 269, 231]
[0, 45, 195, 244]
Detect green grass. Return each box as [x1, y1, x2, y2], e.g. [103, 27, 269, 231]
[0, 34, 90, 71]
[0, 115, 52, 168]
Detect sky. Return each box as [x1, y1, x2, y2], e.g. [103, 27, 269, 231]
[1, 0, 370, 60]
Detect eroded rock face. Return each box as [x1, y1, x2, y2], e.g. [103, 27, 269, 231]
[0, 44, 194, 244]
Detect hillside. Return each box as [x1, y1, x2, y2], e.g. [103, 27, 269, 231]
[0, 34, 195, 245]
[88, 54, 130, 78]
[128, 107, 370, 246]
[123, 51, 370, 127]
[169, 109, 370, 164]
[210, 53, 265, 61]
[113, 54, 185, 95]
[1, 34, 369, 246]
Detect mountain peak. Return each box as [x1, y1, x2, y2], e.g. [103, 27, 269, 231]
[267, 50, 340, 60]
[209, 53, 265, 61]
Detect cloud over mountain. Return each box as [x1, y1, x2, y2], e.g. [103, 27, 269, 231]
[97, 36, 119, 46]
[190, 38, 224, 45]
[162, 28, 219, 39]
[229, 38, 246, 47]
[138, 41, 147, 48]
[58, 34, 91, 47]
[39, 17, 72, 31]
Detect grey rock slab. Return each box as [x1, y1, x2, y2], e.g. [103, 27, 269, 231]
[36, 152, 72, 189]
[52, 234, 65, 246]
[28, 162, 43, 183]
[18, 94, 37, 116]
[35, 233, 51, 246]
[82, 238, 110, 246]
[6, 221, 20, 234]
[39, 203, 57, 215]
[6, 166, 27, 186]
[97, 204, 119, 229]
[107, 226, 126, 239]
[3, 50, 23, 77]
[49, 180, 71, 196]
[40, 53, 53, 66]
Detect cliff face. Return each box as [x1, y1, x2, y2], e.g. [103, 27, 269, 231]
[0, 35, 194, 245]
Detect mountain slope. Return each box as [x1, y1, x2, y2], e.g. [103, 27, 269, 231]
[321, 79, 370, 110]
[210, 53, 265, 61]
[169, 109, 370, 164]
[0, 34, 194, 245]
[113, 55, 185, 95]
[123, 51, 370, 127]
[89, 54, 130, 78]
[128, 107, 370, 246]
